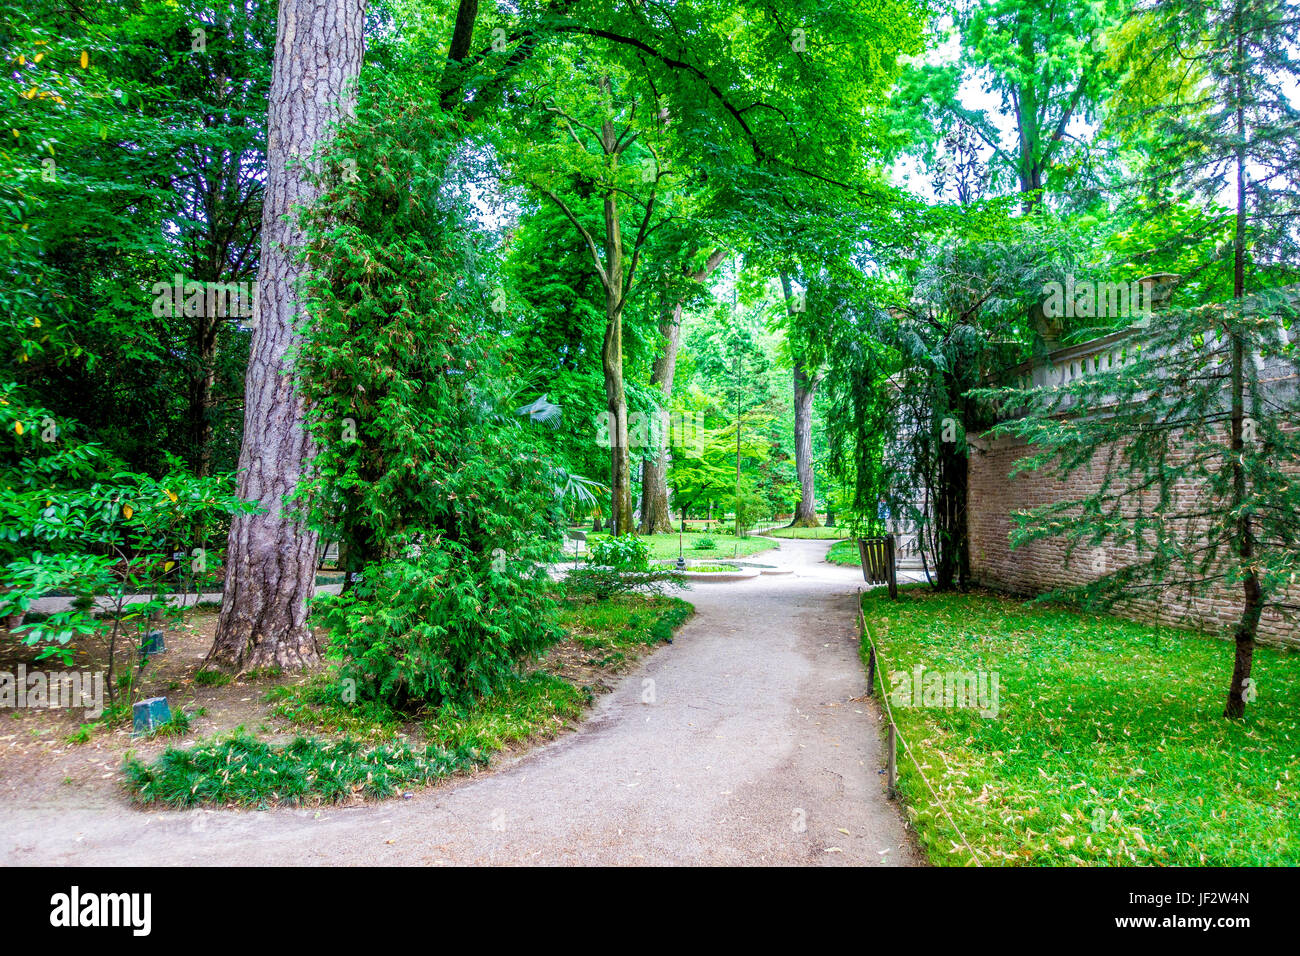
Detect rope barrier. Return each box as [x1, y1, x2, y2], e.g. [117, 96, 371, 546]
[857, 588, 985, 867]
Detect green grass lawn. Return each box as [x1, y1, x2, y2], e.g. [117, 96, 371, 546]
[585, 531, 775, 561]
[861, 587, 1300, 866]
[826, 539, 861, 565]
[554, 593, 693, 663]
[765, 525, 853, 539]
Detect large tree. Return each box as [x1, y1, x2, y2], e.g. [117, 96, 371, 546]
[508, 68, 667, 535]
[206, 0, 366, 671]
[638, 247, 727, 534]
[779, 272, 824, 527]
[891, 0, 1129, 208]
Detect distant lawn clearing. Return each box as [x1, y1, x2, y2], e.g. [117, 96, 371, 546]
[586, 532, 775, 561]
[826, 539, 861, 565]
[861, 587, 1300, 866]
[766, 526, 852, 539]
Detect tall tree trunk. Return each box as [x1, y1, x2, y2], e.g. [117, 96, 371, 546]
[933, 390, 969, 592]
[536, 76, 658, 538]
[599, 104, 634, 537]
[638, 298, 682, 534]
[603, 288, 634, 537]
[780, 272, 822, 528]
[790, 358, 822, 527]
[1225, 327, 1262, 718]
[638, 248, 726, 534]
[187, 313, 219, 477]
[1225, 12, 1260, 717]
[735, 348, 742, 537]
[207, 0, 366, 672]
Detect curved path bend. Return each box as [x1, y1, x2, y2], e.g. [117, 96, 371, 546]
[2, 537, 920, 866]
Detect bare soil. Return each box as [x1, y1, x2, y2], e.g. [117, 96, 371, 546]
[0, 604, 676, 812]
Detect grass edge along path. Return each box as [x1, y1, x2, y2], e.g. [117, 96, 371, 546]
[857, 595, 984, 868]
[859, 586, 1300, 866]
[123, 594, 694, 809]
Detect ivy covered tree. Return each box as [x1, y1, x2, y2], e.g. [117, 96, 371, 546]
[293, 75, 566, 708]
[825, 219, 1069, 588]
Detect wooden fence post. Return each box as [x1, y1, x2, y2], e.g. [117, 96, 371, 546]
[886, 722, 897, 799]
[886, 533, 897, 600]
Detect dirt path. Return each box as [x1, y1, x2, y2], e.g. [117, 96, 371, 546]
[1, 537, 921, 866]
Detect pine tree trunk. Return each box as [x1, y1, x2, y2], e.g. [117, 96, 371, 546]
[207, 0, 366, 672]
[1225, 329, 1262, 718]
[187, 313, 219, 477]
[1224, 15, 1260, 718]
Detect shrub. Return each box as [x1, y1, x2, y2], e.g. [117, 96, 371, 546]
[296, 79, 567, 712]
[588, 535, 650, 571]
[564, 565, 686, 601]
[312, 539, 560, 709]
[0, 413, 250, 715]
[692, 536, 717, 550]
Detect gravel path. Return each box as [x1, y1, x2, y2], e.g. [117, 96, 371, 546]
[2, 537, 921, 866]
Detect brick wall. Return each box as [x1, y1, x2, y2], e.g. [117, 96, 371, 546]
[967, 430, 1300, 647]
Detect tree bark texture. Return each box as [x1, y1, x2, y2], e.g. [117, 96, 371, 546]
[208, 0, 366, 672]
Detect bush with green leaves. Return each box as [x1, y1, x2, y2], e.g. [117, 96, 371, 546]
[313, 537, 560, 708]
[587, 534, 650, 571]
[692, 536, 717, 550]
[295, 75, 569, 710]
[563, 565, 687, 601]
[0, 389, 250, 709]
[566, 535, 684, 600]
